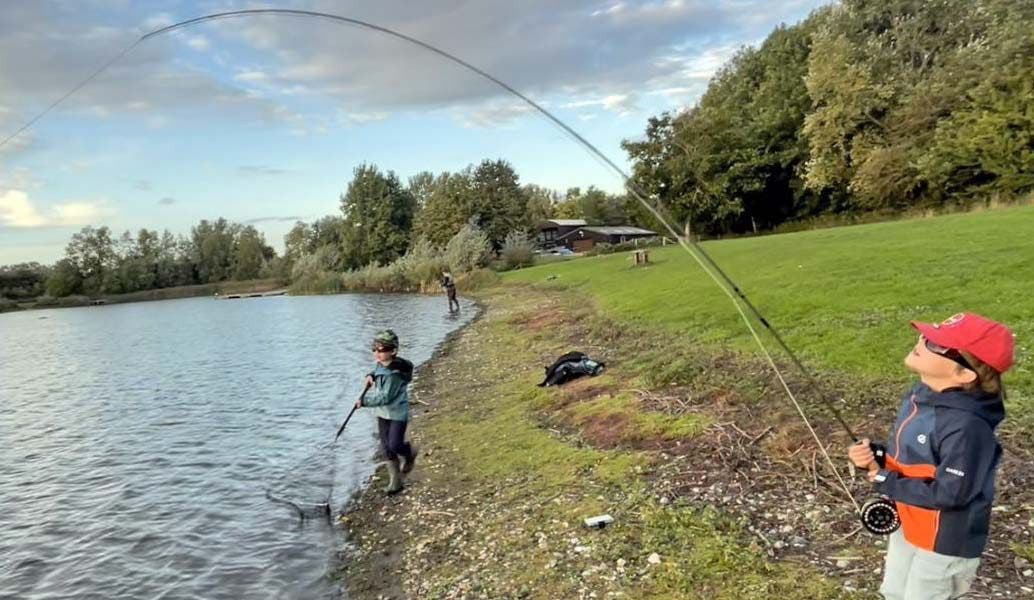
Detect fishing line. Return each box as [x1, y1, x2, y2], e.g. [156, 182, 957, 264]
[2, 7, 874, 521]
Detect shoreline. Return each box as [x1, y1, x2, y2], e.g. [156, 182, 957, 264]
[337, 298, 485, 599]
[1, 279, 286, 314]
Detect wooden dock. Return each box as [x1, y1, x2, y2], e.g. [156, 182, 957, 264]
[215, 289, 288, 300]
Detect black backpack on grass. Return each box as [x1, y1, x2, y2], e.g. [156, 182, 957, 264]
[537, 351, 605, 387]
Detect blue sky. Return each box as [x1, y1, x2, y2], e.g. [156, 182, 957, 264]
[0, 0, 832, 264]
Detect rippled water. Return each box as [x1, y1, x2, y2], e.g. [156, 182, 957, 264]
[0, 294, 473, 599]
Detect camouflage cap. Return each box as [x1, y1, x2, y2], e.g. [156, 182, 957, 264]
[372, 329, 399, 350]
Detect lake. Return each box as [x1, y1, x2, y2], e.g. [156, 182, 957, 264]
[0, 293, 473, 599]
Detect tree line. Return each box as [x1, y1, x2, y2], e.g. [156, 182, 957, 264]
[623, 0, 1033, 235]
[1, 220, 280, 301]
[282, 159, 637, 276]
[2, 159, 636, 301]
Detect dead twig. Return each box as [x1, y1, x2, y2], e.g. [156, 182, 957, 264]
[749, 426, 773, 445]
[836, 526, 863, 542]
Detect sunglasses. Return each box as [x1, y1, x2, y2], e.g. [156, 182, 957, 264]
[371, 346, 395, 353]
[923, 337, 974, 371]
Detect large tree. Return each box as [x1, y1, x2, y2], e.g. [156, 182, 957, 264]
[522, 184, 558, 224]
[64, 225, 117, 294]
[470, 159, 528, 248]
[339, 164, 416, 268]
[191, 218, 238, 283]
[234, 226, 270, 280]
[411, 170, 476, 249]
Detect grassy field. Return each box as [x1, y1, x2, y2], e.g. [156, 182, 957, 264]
[342, 207, 1033, 599]
[344, 286, 867, 599]
[505, 205, 1033, 429]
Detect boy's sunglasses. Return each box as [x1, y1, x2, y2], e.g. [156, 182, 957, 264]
[371, 346, 394, 353]
[923, 337, 974, 371]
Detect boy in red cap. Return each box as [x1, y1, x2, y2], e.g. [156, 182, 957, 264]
[849, 313, 1015, 600]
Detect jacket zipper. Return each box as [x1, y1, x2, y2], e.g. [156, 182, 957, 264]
[894, 393, 919, 461]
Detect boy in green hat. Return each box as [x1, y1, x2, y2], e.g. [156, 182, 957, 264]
[355, 329, 416, 494]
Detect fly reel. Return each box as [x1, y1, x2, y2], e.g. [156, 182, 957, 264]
[860, 496, 900, 535]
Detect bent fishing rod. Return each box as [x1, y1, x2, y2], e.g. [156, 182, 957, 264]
[1, 7, 896, 534]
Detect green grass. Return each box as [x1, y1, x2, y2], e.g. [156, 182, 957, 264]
[505, 206, 1034, 430]
[635, 505, 853, 600]
[561, 391, 712, 441]
[1012, 541, 1034, 564]
[407, 286, 868, 599]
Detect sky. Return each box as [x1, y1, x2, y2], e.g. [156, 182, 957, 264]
[0, 0, 832, 265]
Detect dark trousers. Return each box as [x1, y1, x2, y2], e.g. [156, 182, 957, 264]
[377, 417, 412, 461]
[446, 288, 459, 312]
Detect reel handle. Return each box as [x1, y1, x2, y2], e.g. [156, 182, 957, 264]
[869, 442, 887, 468]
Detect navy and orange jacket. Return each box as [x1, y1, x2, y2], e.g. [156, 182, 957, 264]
[872, 382, 1005, 558]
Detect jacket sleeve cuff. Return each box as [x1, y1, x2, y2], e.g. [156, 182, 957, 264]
[872, 469, 894, 492]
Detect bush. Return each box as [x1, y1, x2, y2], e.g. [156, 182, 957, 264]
[288, 220, 503, 295]
[444, 219, 491, 273]
[397, 237, 449, 288]
[500, 230, 535, 270]
[290, 271, 344, 294]
[458, 268, 500, 292]
[359, 261, 409, 292]
[290, 245, 342, 281]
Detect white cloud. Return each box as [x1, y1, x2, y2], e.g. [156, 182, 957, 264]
[202, 0, 781, 117]
[235, 70, 269, 83]
[461, 102, 536, 128]
[186, 35, 210, 51]
[0, 190, 45, 228]
[338, 110, 390, 126]
[53, 202, 105, 225]
[145, 114, 169, 129]
[0, 190, 109, 229]
[562, 94, 638, 116]
[592, 0, 700, 26]
[0, 4, 308, 159]
[142, 13, 174, 31]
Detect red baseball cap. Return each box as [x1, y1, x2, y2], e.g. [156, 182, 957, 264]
[911, 312, 1015, 373]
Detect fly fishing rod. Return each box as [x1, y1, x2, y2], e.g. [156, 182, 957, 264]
[0, 7, 897, 534]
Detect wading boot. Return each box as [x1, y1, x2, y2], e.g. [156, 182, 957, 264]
[384, 458, 403, 495]
[401, 445, 417, 475]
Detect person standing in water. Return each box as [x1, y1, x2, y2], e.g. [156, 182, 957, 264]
[355, 330, 416, 495]
[442, 271, 459, 313]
